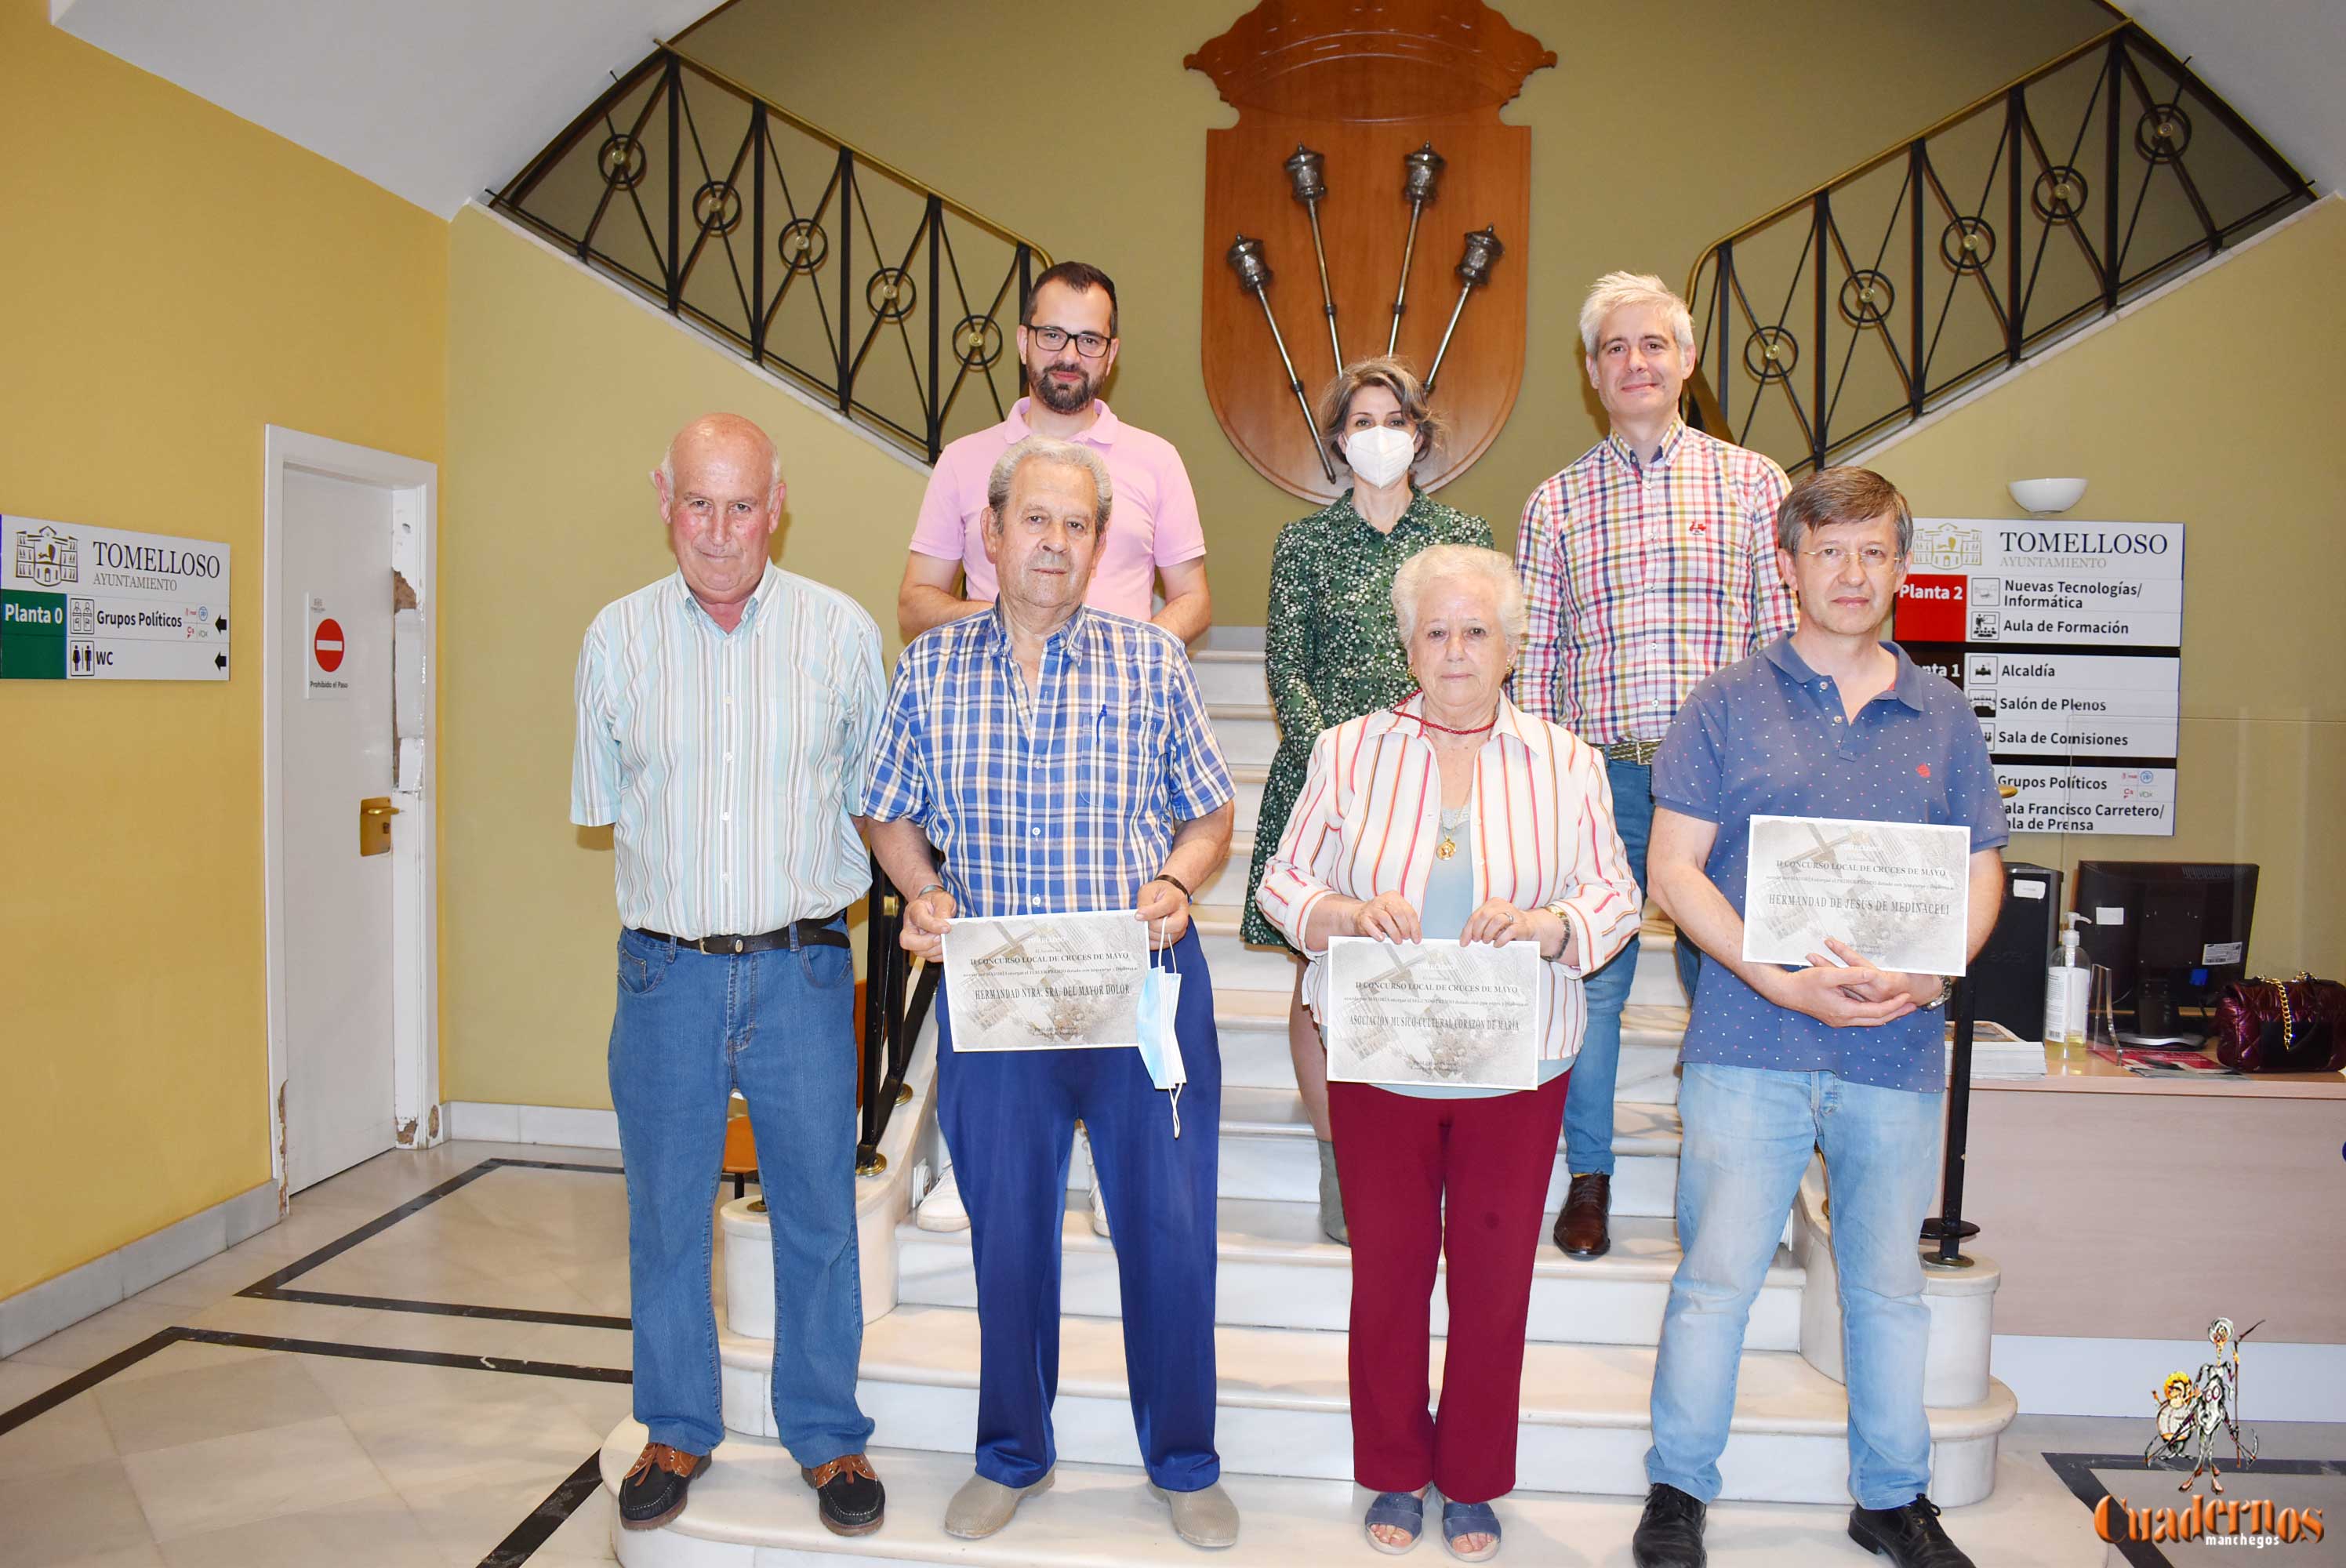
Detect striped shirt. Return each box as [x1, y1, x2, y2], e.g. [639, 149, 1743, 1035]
[572, 564, 884, 938]
[1256, 695, 1643, 1067]
[1514, 419, 1796, 745]
[859, 605, 1233, 920]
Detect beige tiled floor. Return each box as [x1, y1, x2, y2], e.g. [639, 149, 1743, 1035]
[0, 1142, 633, 1568]
[2, 1140, 2338, 1567]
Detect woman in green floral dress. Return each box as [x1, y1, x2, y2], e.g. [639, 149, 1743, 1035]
[1241, 356, 1492, 1243]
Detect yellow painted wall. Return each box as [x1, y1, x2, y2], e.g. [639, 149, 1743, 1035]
[1870, 197, 2346, 975]
[679, 0, 2114, 621]
[0, 3, 446, 1296]
[438, 209, 924, 1109]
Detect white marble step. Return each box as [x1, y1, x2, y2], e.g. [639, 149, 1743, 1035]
[1226, 764, 1266, 840]
[1209, 703, 1279, 767]
[1190, 647, 1273, 708]
[604, 1435, 1991, 1568]
[1198, 625, 1267, 652]
[708, 1307, 2013, 1504]
[1063, 1086, 1685, 1220]
[1189, 829, 1255, 914]
[1190, 915, 1298, 992]
[896, 1196, 1801, 1350]
[600, 1428, 2026, 1568]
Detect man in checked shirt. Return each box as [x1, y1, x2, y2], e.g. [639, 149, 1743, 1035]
[1513, 272, 1796, 1261]
[862, 435, 1240, 1548]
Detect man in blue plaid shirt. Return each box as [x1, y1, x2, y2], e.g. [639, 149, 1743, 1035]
[864, 435, 1238, 1548]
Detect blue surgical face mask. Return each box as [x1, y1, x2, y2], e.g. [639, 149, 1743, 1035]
[1137, 927, 1186, 1136]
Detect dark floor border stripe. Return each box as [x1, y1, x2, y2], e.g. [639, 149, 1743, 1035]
[238, 1156, 623, 1300]
[0, 1326, 631, 1439]
[478, 1450, 608, 1568]
[264, 1287, 631, 1332]
[0, 1325, 627, 1566]
[175, 1326, 632, 1383]
[2042, 1451, 2346, 1567]
[0, 1328, 183, 1439]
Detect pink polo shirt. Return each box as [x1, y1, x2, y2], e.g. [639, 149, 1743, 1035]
[908, 398, 1207, 619]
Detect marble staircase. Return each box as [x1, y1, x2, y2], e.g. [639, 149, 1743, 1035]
[598, 633, 2014, 1565]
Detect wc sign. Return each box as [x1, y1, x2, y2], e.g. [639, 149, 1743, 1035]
[305, 593, 350, 700]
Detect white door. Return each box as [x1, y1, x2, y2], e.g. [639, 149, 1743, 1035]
[278, 467, 398, 1192]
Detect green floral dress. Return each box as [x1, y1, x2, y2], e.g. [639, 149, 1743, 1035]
[1240, 488, 1493, 951]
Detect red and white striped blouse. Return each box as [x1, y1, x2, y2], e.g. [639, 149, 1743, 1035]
[1255, 693, 1644, 1066]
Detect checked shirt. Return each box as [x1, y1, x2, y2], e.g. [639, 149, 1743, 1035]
[860, 605, 1234, 920]
[1514, 419, 1796, 746]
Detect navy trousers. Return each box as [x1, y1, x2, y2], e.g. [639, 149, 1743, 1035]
[935, 922, 1222, 1492]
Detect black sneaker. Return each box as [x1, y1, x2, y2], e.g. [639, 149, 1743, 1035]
[803, 1452, 886, 1537]
[1848, 1494, 1975, 1566]
[617, 1442, 710, 1530]
[1632, 1483, 1707, 1567]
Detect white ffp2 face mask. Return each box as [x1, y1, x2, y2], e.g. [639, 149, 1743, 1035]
[1137, 925, 1186, 1137]
[1343, 425, 1415, 488]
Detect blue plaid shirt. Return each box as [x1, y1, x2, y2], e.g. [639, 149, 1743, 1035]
[860, 606, 1235, 918]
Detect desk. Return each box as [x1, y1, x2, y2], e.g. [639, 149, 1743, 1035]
[1956, 1045, 2345, 1341]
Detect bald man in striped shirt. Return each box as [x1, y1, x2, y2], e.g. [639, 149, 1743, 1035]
[573, 414, 887, 1540]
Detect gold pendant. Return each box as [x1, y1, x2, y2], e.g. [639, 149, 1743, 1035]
[1436, 834, 1457, 860]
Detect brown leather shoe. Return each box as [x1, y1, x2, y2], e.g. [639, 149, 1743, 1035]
[619, 1442, 710, 1530]
[802, 1451, 885, 1536]
[1554, 1172, 1611, 1258]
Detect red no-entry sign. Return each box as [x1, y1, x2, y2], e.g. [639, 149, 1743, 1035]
[313, 618, 346, 673]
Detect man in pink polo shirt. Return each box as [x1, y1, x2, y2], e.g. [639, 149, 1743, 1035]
[898, 260, 1211, 643]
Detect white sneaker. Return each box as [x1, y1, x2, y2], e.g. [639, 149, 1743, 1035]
[1080, 1124, 1111, 1240]
[917, 1161, 970, 1232]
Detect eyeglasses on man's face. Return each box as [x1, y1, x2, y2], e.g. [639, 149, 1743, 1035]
[1798, 543, 1903, 572]
[1027, 325, 1112, 358]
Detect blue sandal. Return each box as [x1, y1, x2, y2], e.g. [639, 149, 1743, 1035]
[1363, 1490, 1425, 1555]
[1442, 1499, 1502, 1562]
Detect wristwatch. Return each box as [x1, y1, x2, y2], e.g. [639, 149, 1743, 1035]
[1542, 900, 1574, 957]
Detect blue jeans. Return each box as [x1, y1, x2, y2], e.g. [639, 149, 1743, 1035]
[1563, 757, 1701, 1178]
[608, 924, 875, 1465]
[1647, 1063, 1942, 1509]
[936, 924, 1222, 1493]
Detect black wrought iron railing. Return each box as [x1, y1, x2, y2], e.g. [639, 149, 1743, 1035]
[856, 859, 937, 1176]
[1683, 22, 2312, 475]
[493, 48, 1051, 466]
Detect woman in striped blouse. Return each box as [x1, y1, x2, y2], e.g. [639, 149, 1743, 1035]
[1258, 545, 1640, 1562]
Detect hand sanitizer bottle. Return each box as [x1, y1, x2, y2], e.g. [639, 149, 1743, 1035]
[2045, 913, 2090, 1053]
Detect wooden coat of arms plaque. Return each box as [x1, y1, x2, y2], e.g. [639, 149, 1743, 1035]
[1188, 0, 1553, 503]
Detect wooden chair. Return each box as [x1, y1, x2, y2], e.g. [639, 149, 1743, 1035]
[722, 1112, 759, 1200]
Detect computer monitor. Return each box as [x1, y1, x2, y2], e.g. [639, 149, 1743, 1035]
[2072, 862, 2259, 1036]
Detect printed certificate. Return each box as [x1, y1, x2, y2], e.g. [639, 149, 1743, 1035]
[1324, 936, 1542, 1091]
[1742, 815, 1972, 975]
[942, 910, 1149, 1051]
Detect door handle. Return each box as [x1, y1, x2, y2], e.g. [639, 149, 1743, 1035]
[360, 795, 401, 855]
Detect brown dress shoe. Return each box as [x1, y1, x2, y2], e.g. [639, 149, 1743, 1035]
[1554, 1172, 1611, 1258]
[619, 1442, 710, 1530]
[802, 1452, 885, 1536]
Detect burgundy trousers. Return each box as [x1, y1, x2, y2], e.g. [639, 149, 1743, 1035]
[1328, 1073, 1568, 1504]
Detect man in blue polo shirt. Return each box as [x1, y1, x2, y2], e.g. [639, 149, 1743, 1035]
[1629, 467, 2007, 1568]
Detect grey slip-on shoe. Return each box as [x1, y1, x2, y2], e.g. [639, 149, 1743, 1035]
[942, 1469, 1053, 1540]
[1151, 1480, 1240, 1549]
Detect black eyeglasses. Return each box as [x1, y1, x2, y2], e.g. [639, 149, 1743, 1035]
[1028, 325, 1112, 358]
